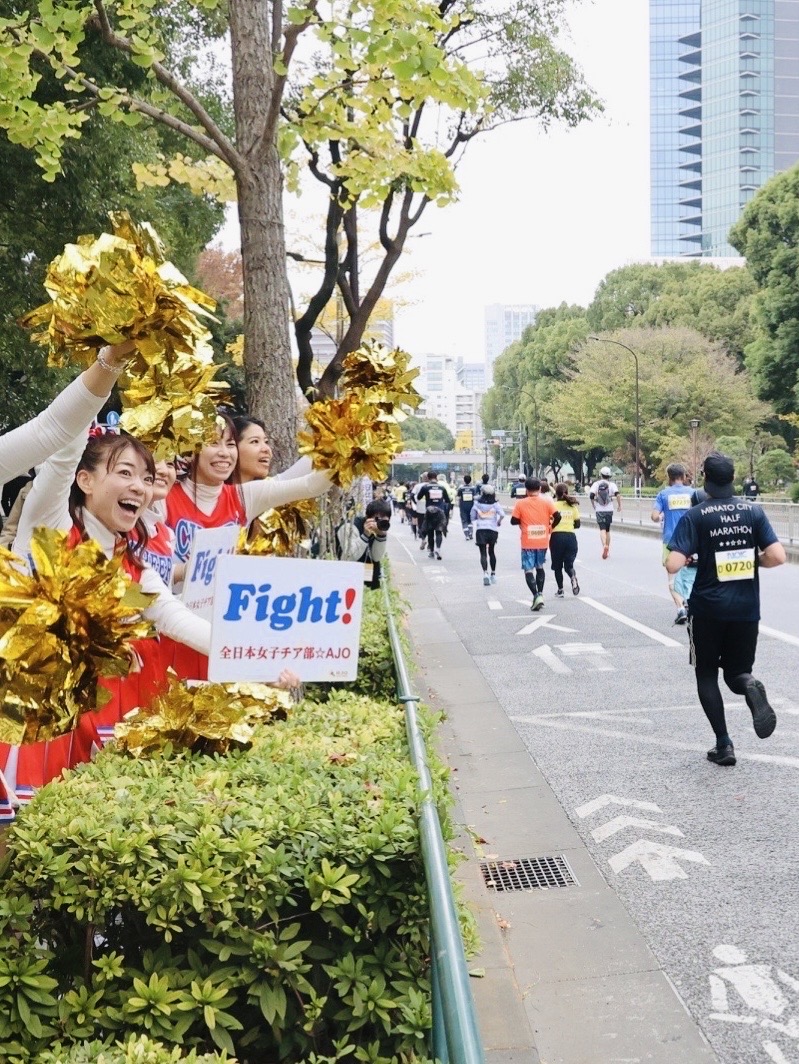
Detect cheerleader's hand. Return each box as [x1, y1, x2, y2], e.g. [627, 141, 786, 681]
[275, 669, 301, 691]
[127, 647, 143, 674]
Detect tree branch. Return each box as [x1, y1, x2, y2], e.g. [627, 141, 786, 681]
[91, 0, 243, 173]
[260, 0, 320, 151]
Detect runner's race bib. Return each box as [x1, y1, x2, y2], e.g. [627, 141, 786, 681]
[526, 524, 546, 538]
[668, 494, 691, 510]
[462, 492, 473, 502]
[715, 548, 755, 582]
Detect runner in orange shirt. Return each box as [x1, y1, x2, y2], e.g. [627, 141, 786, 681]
[511, 477, 560, 611]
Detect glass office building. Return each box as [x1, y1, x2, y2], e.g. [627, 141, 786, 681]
[650, 0, 799, 257]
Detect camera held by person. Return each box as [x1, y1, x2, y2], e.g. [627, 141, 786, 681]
[336, 499, 392, 588]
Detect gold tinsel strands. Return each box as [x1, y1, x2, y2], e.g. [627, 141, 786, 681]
[238, 498, 318, 558]
[0, 529, 155, 745]
[114, 675, 292, 757]
[297, 342, 422, 488]
[19, 212, 227, 460]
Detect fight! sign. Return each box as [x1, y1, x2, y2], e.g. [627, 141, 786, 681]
[181, 525, 240, 620]
[207, 556, 365, 683]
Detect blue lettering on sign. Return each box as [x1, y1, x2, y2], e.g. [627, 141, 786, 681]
[189, 547, 234, 587]
[222, 583, 355, 631]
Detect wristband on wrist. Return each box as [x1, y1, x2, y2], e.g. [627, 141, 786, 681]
[96, 346, 125, 375]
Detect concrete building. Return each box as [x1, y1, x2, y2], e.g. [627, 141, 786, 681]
[484, 304, 538, 373]
[651, 0, 799, 257]
[416, 354, 485, 448]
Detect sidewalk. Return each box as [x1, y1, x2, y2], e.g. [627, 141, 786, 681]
[391, 543, 719, 1064]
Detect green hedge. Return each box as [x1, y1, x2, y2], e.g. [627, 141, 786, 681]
[0, 693, 449, 1063]
[35, 1035, 231, 1063]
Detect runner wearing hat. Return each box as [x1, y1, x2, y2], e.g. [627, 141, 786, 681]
[666, 451, 785, 767]
[589, 466, 621, 559]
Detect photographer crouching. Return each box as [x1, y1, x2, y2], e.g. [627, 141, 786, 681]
[336, 499, 392, 589]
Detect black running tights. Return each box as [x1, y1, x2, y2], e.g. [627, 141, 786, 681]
[695, 668, 753, 739]
[478, 541, 496, 572]
[426, 527, 443, 551]
[524, 569, 545, 595]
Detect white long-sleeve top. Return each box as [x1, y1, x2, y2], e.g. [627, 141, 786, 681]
[173, 466, 331, 523]
[11, 443, 210, 656]
[0, 376, 107, 484]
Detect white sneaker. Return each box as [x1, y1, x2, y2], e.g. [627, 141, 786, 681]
[483, 574, 490, 586]
[490, 573, 496, 584]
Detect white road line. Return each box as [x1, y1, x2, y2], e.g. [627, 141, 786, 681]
[761, 625, 799, 648]
[487, 600, 503, 610]
[578, 596, 682, 648]
[510, 716, 799, 768]
[532, 645, 572, 674]
[394, 538, 419, 564]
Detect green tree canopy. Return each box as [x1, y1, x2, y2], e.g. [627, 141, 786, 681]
[586, 261, 756, 366]
[730, 163, 799, 414]
[547, 327, 771, 481]
[400, 416, 454, 450]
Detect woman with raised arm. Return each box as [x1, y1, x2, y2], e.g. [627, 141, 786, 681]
[0, 342, 133, 483]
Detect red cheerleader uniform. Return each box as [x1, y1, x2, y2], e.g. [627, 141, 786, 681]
[162, 483, 245, 681]
[91, 523, 174, 745]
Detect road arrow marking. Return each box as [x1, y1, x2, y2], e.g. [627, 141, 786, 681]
[532, 644, 571, 674]
[608, 839, 710, 881]
[575, 794, 663, 819]
[487, 600, 503, 610]
[591, 816, 685, 842]
[516, 615, 577, 636]
[557, 642, 615, 671]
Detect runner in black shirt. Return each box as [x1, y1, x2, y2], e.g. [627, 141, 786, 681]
[415, 471, 451, 560]
[667, 452, 785, 767]
[456, 475, 476, 540]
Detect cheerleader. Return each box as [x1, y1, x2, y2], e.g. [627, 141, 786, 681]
[164, 414, 331, 680]
[0, 342, 132, 483]
[0, 434, 212, 815]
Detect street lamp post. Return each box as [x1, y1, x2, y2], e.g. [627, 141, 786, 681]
[588, 336, 640, 497]
[689, 418, 701, 486]
[500, 386, 539, 476]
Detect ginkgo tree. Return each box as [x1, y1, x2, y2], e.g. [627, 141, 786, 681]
[0, 0, 598, 460]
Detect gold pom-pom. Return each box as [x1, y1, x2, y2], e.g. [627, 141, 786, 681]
[238, 499, 318, 558]
[114, 674, 292, 757]
[0, 530, 155, 745]
[19, 212, 227, 460]
[341, 341, 422, 417]
[297, 341, 421, 488]
[297, 394, 403, 488]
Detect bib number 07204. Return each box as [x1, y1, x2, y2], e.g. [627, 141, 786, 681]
[715, 548, 755, 582]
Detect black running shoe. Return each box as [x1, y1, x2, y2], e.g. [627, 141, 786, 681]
[707, 743, 736, 766]
[745, 680, 777, 739]
[571, 574, 580, 596]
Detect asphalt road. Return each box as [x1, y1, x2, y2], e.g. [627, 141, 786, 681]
[391, 512, 799, 1064]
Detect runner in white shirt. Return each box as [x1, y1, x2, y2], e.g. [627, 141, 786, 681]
[588, 466, 622, 560]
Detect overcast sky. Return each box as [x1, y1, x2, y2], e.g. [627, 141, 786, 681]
[221, 0, 650, 365]
[393, 0, 651, 362]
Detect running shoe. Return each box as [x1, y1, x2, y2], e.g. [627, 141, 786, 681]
[601, 545, 609, 560]
[745, 680, 777, 739]
[435, 551, 442, 560]
[483, 574, 490, 586]
[427, 550, 434, 559]
[532, 594, 544, 612]
[571, 574, 580, 595]
[490, 573, 496, 584]
[674, 607, 688, 626]
[555, 588, 565, 598]
[707, 743, 736, 767]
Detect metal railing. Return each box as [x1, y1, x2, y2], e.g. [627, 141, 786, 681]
[574, 495, 799, 544]
[382, 583, 485, 1064]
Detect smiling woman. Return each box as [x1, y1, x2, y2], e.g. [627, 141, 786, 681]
[232, 415, 273, 483]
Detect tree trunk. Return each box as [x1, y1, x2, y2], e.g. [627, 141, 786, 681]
[230, 0, 297, 469]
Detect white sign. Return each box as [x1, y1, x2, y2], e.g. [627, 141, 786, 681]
[181, 525, 240, 620]
[207, 556, 365, 683]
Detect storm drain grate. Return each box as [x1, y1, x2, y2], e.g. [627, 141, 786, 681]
[479, 855, 577, 892]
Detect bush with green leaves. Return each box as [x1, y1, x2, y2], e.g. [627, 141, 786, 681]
[35, 1035, 232, 1063]
[306, 587, 406, 705]
[0, 693, 449, 1062]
